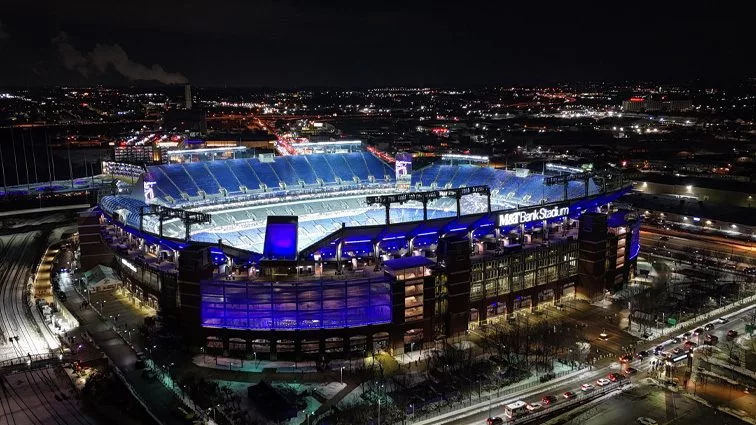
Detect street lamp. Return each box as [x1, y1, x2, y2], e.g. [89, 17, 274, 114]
[340, 366, 345, 384]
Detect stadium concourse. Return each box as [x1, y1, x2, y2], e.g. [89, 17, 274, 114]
[99, 151, 600, 254]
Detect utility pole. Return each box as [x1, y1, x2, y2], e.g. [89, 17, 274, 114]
[29, 130, 38, 183]
[0, 141, 6, 193]
[21, 132, 30, 190]
[10, 129, 20, 185]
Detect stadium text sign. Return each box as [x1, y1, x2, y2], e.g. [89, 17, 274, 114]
[498, 205, 570, 226]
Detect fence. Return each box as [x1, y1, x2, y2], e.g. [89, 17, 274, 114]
[394, 366, 586, 425]
[510, 381, 627, 424]
[634, 294, 756, 340]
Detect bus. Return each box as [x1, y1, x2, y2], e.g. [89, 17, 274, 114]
[504, 400, 529, 419]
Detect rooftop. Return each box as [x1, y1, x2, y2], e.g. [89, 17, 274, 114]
[383, 256, 435, 271]
[623, 192, 756, 226]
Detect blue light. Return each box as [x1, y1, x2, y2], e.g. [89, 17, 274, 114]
[416, 231, 438, 236]
[346, 239, 373, 244]
[263, 217, 298, 261]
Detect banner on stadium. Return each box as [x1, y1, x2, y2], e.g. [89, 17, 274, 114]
[395, 152, 412, 189]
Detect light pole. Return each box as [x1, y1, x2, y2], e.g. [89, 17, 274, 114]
[340, 366, 344, 384]
[378, 399, 381, 425]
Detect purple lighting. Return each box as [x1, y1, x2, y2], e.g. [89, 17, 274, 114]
[263, 216, 298, 261]
[200, 277, 393, 330]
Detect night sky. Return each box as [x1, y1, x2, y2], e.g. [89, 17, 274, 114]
[0, 1, 752, 87]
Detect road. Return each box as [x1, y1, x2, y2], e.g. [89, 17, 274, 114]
[0, 232, 53, 361]
[641, 227, 756, 269]
[434, 305, 756, 425]
[58, 263, 190, 425]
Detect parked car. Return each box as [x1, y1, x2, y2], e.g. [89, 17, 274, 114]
[727, 330, 739, 340]
[487, 417, 504, 425]
[683, 332, 692, 340]
[673, 347, 683, 355]
[693, 328, 704, 336]
[704, 334, 719, 345]
[684, 341, 697, 350]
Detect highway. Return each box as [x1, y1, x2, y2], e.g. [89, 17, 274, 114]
[641, 227, 756, 267]
[0, 232, 53, 361]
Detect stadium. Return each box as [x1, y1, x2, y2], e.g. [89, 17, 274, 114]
[85, 147, 638, 360]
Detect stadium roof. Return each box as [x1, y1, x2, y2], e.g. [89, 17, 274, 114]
[384, 256, 435, 271]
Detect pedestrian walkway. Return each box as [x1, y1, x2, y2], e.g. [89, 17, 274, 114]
[58, 274, 190, 425]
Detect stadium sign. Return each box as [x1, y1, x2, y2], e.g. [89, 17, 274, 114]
[498, 205, 570, 226]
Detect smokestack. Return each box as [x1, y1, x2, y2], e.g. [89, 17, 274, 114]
[184, 84, 192, 110]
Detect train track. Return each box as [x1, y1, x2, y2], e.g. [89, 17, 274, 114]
[0, 366, 97, 425]
[0, 232, 49, 361]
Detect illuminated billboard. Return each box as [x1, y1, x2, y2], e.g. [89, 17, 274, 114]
[498, 205, 570, 226]
[263, 216, 298, 261]
[143, 173, 157, 202]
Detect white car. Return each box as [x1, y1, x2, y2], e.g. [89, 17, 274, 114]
[581, 383, 594, 391]
[526, 402, 542, 412]
[596, 378, 611, 386]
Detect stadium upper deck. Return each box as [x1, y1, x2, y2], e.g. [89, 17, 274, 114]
[99, 151, 605, 254]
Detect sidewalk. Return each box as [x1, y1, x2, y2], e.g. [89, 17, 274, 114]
[59, 274, 190, 425]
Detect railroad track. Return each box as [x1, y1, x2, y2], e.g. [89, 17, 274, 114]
[0, 232, 49, 361]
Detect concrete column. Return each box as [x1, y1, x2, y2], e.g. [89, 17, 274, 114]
[366, 332, 374, 355]
[294, 337, 302, 362]
[336, 241, 343, 270]
[269, 337, 278, 361]
[343, 337, 351, 358]
[222, 334, 230, 357]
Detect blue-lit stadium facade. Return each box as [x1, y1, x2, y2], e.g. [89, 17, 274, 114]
[91, 151, 639, 359]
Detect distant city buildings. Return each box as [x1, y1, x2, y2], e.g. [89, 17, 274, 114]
[622, 96, 692, 112]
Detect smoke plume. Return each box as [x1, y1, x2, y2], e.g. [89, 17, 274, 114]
[0, 20, 9, 40]
[52, 32, 188, 85]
